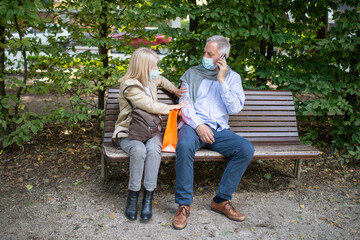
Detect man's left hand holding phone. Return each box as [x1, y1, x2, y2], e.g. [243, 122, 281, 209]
[217, 54, 225, 70]
[216, 54, 227, 83]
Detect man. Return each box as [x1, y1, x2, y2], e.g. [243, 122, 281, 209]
[172, 35, 255, 230]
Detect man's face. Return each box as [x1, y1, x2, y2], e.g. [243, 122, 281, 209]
[203, 41, 220, 64]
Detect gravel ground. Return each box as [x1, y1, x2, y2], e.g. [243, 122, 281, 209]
[0, 124, 359, 240]
[1, 163, 359, 240]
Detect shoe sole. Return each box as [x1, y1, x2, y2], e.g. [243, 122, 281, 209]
[172, 212, 190, 230]
[210, 207, 245, 222]
[172, 222, 187, 230]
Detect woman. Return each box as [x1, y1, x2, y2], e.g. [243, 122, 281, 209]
[112, 47, 187, 222]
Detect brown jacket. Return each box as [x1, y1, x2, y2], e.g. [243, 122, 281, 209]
[112, 75, 178, 139]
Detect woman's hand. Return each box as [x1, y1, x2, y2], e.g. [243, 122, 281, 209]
[169, 98, 189, 111]
[173, 86, 187, 98]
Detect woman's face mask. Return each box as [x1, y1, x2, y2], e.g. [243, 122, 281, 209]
[151, 69, 160, 79]
[202, 57, 217, 70]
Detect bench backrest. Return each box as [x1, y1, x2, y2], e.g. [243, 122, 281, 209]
[103, 88, 301, 147]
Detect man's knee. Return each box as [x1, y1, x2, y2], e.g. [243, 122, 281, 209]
[176, 137, 197, 154]
[235, 139, 255, 161]
[246, 142, 255, 160]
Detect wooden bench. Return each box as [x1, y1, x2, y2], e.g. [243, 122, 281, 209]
[101, 88, 319, 180]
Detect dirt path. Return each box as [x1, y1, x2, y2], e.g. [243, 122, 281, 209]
[0, 174, 359, 240]
[0, 127, 359, 240]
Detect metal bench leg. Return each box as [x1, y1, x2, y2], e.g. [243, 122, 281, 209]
[101, 153, 109, 181]
[294, 159, 302, 179]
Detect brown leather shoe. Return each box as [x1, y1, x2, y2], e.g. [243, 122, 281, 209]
[211, 200, 245, 222]
[172, 205, 190, 230]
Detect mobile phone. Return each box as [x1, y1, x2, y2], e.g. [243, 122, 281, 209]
[217, 54, 225, 70]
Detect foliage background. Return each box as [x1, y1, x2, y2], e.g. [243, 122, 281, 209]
[0, 0, 359, 161]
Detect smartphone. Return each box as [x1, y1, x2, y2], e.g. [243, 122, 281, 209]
[217, 54, 225, 70]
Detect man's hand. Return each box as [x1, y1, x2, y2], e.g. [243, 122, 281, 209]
[216, 56, 227, 83]
[195, 124, 215, 144]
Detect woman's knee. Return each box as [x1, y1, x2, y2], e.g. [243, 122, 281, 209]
[146, 135, 162, 155]
[129, 141, 147, 159]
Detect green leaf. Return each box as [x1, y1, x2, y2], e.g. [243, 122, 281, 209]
[161, 222, 170, 227]
[73, 180, 84, 186]
[30, 125, 38, 134]
[264, 173, 271, 180]
[254, 12, 263, 22]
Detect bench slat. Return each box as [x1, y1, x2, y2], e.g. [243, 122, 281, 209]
[102, 136, 302, 146]
[103, 131, 299, 139]
[104, 121, 298, 128]
[230, 122, 297, 127]
[229, 116, 297, 121]
[238, 111, 296, 116]
[107, 88, 293, 95]
[243, 106, 295, 111]
[245, 95, 293, 100]
[103, 144, 319, 163]
[245, 101, 295, 105]
[242, 90, 292, 95]
[231, 126, 299, 132]
[102, 136, 302, 143]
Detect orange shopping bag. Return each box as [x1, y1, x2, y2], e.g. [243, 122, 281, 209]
[161, 109, 180, 152]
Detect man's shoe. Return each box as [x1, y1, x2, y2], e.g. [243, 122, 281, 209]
[211, 200, 245, 222]
[172, 205, 190, 230]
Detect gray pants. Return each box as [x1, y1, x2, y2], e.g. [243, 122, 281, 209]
[118, 133, 162, 191]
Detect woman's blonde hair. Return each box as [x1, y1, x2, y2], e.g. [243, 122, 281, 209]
[120, 47, 159, 86]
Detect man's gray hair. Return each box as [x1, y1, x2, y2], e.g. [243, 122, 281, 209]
[206, 35, 230, 58]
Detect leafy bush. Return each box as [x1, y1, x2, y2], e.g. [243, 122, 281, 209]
[1, 0, 359, 162]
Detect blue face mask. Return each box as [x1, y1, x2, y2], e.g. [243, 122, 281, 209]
[150, 69, 159, 79]
[202, 57, 217, 70]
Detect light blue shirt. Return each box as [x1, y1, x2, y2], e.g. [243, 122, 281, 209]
[179, 70, 245, 131]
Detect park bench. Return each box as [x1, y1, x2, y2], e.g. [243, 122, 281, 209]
[101, 88, 319, 181]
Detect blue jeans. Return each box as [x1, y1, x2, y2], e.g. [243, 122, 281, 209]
[175, 124, 254, 205]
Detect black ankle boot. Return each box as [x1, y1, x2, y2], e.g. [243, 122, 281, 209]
[140, 189, 154, 221]
[125, 190, 140, 220]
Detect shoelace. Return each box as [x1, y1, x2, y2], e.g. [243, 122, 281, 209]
[176, 206, 189, 217]
[224, 201, 236, 211]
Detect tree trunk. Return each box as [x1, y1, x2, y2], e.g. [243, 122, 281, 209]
[97, 0, 110, 111]
[98, 45, 109, 111]
[187, 0, 199, 58]
[14, 15, 28, 118]
[260, 39, 266, 57]
[0, 25, 6, 100]
[266, 24, 275, 61]
[316, 12, 328, 39]
[257, 39, 267, 86]
[0, 24, 8, 135]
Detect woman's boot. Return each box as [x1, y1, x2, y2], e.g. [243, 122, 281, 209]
[140, 189, 154, 221]
[125, 190, 140, 220]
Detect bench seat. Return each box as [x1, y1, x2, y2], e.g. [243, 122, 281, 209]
[101, 88, 319, 180]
